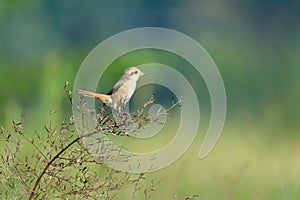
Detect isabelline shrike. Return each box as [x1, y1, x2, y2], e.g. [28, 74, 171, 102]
[77, 67, 145, 111]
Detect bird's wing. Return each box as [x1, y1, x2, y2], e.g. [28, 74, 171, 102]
[106, 77, 126, 95]
[106, 88, 113, 95]
[77, 89, 112, 106]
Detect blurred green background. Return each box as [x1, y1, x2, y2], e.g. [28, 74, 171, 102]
[1, 0, 300, 199]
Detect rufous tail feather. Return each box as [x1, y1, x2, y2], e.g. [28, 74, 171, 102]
[77, 89, 112, 106]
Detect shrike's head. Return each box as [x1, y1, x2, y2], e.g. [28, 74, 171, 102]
[124, 67, 145, 81]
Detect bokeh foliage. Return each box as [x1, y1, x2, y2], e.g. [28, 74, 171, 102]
[1, 0, 300, 199]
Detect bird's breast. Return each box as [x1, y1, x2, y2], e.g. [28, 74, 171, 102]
[111, 80, 136, 104]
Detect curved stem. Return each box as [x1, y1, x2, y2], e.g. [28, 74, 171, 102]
[29, 136, 80, 200]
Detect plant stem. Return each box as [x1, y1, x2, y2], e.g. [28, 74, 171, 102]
[29, 136, 80, 200]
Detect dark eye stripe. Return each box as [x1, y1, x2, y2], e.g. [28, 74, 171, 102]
[130, 71, 138, 76]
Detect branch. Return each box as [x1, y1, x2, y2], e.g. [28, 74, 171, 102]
[29, 128, 101, 200]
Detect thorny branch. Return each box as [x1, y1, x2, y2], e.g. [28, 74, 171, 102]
[1, 82, 184, 200]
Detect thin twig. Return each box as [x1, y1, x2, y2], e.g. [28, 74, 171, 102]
[28, 128, 101, 199]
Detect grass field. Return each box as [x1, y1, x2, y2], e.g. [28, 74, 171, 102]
[113, 123, 300, 199]
[2, 105, 299, 199]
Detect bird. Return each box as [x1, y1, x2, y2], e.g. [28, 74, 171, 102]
[77, 67, 145, 111]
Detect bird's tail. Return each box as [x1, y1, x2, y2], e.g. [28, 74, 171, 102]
[77, 89, 112, 106]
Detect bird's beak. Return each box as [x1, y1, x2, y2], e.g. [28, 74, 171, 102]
[141, 72, 145, 76]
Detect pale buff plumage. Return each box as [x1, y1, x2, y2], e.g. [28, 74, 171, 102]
[77, 67, 145, 110]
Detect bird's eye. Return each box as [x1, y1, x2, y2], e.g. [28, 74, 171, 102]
[134, 71, 138, 74]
